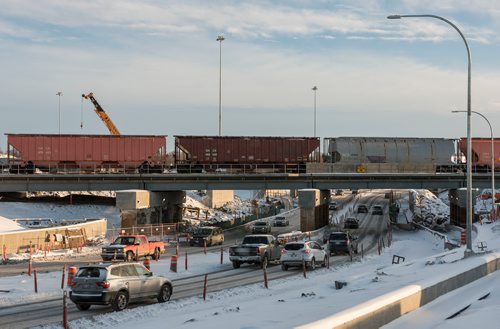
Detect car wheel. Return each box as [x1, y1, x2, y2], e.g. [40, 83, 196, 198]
[281, 263, 288, 271]
[322, 256, 327, 267]
[157, 284, 172, 303]
[75, 303, 91, 311]
[112, 291, 129, 312]
[232, 261, 240, 269]
[309, 258, 316, 270]
[260, 256, 268, 269]
[126, 251, 134, 262]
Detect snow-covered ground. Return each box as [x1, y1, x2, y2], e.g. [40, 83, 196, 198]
[1, 190, 500, 329]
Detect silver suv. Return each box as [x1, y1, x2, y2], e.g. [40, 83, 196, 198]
[69, 262, 172, 311]
[252, 221, 272, 233]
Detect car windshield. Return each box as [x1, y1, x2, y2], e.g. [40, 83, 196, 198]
[254, 222, 267, 226]
[114, 236, 135, 245]
[242, 236, 269, 244]
[329, 233, 347, 241]
[197, 228, 214, 235]
[284, 243, 304, 251]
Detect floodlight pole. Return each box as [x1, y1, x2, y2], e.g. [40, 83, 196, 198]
[388, 14, 473, 253]
[453, 110, 495, 219]
[312, 86, 318, 137]
[56, 92, 63, 135]
[217, 34, 225, 136]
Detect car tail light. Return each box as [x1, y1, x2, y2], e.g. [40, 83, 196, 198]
[96, 281, 110, 289]
[302, 249, 312, 254]
[281, 249, 287, 254]
[69, 281, 77, 287]
[256, 247, 261, 254]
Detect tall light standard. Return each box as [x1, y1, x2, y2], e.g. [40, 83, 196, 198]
[56, 92, 63, 134]
[387, 14, 474, 254]
[216, 34, 225, 136]
[312, 86, 318, 137]
[452, 110, 495, 218]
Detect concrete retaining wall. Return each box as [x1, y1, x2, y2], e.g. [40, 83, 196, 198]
[0, 219, 107, 254]
[299, 252, 500, 329]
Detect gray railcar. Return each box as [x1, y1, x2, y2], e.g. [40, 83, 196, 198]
[323, 137, 456, 173]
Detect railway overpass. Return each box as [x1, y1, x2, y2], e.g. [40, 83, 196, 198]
[0, 172, 496, 192]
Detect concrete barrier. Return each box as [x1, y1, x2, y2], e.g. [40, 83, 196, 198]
[298, 252, 500, 329]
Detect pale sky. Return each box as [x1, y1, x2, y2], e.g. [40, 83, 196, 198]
[1, 0, 500, 152]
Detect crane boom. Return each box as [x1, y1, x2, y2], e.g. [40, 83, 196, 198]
[82, 92, 121, 135]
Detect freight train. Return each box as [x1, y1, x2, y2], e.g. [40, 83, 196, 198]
[6, 134, 167, 174]
[3, 134, 497, 174]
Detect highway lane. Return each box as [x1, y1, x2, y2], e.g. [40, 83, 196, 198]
[0, 254, 355, 329]
[0, 196, 395, 328]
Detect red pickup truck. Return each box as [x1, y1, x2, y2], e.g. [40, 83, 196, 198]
[101, 235, 165, 262]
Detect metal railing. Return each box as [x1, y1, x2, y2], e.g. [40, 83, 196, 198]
[1, 162, 471, 175]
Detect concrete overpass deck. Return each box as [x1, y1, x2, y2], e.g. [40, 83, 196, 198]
[0, 172, 496, 192]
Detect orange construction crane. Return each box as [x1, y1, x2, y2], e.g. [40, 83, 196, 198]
[82, 92, 121, 135]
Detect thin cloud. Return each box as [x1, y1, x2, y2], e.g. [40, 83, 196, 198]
[0, 1, 497, 44]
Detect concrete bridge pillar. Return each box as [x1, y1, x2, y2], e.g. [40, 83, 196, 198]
[116, 190, 186, 228]
[205, 190, 234, 208]
[299, 189, 330, 232]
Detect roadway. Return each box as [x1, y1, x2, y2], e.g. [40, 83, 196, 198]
[0, 194, 394, 328]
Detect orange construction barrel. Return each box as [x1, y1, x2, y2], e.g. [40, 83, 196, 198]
[67, 266, 77, 286]
[143, 257, 151, 270]
[460, 230, 466, 245]
[170, 255, 177, 272]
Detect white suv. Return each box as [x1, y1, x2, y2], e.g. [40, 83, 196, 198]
[280, 241, 328, 271]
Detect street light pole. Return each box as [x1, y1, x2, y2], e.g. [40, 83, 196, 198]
[56, 92, 63, 134]
[452, 110, 495, 219]
[216, 34, 225, 136]
[312, 86, 318, 137]
[388, 14, 474, 254]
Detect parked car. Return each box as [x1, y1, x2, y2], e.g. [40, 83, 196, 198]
[273, 216, 289, 227]
[252, 221, 272, 234]
[371, 205, 384, 215]
[328, 232, 358, 256]
[280, 241, 328, 271]
[189, 226, 224, 247]
[356, 204, 368, 213]
[343, 217, 359, 230]
[69, 262, 172, 312]
[329, 201, 338, 210]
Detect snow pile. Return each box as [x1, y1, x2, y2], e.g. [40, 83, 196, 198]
[25, 191, 116, 198]
[0, 202, 120, 231]
[183, 191, 277, 227]
[411, 189, 450, 229]
[0, 215, 25, 232]
[184, 191, 210, 209]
